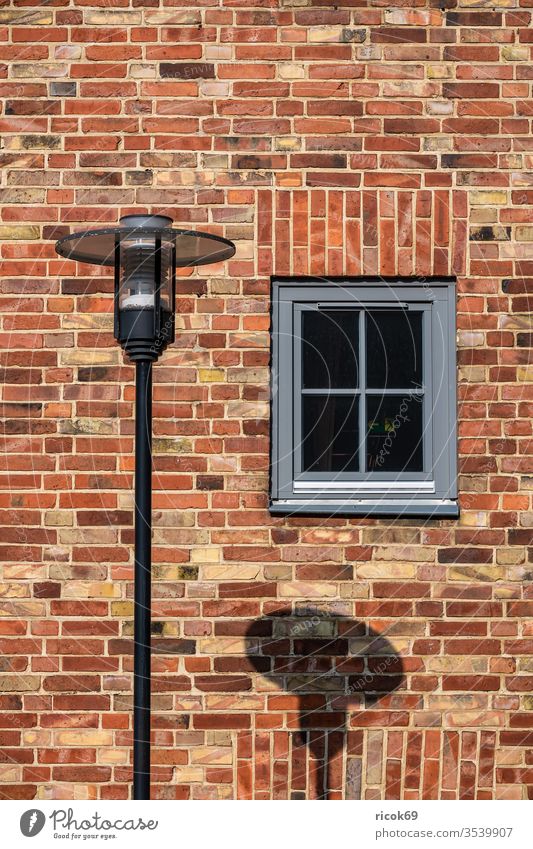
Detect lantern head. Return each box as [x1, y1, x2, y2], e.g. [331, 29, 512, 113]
[55, 213, 235, 362]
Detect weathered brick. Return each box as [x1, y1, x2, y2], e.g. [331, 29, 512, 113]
[160, 63, 215, 79]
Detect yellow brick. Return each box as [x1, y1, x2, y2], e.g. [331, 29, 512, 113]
[4, 566, 43, 580]
[227, 367, 269, 384]
[190, 747, 232, 765]
[458, 511, 488, 528]
[12, 63, 67, 78]
[0, 583, 29, 598]
[199, 368, 224, 382]
[130, 64, 156, 79]
[429, 657, 487, 673]
[0, 225, 40, 240]
[374, 545, 434, 563]
[62, 314, 111, 330]
[518, 366, 533, 382]
[307, 25, 365, 43]
[98, 750, 129, 765]
[45, 511, 73, 527]
[280, 582, 337, 598]
[264, 564, 292, 581]
[502, 45, 529, 61]
[191, 547, 221, 564]
[37, 785, 93, 800]
[59, 529, 117, 546]
[428, 694, 486, 710]
[0, 766, 20, 781]
[279, 64, 305, 80]
[362, 528, 419, 545]
[275, 137, 301, 151]
[84, 10, 141, 24]
[427, 63, 453, 79]
[23, 730, 51, 746]
[423, 136, 452, 152]
[111, 601, 134, 617]
[309, 25, 343, 42]
[202, 565, 260, 580]
[470, 190, 507, 206]
[449, 564, 504, 582]
[55, 730, 113, 746]
[340, 583, 370, 599]
[174, 767, 203, 783]
[208, 730, 233, 746]
[60, 350, 118, 366]
[63, 582, 121, 599]
[227, 401, 268, 418]
[210, 280, 240, 295]
[199, 637, 249, 655]
[206, 695, 263, 711]
[457, 331, 484, 347]
[0, 9, 52, 22]
[0, 601, 45, 617]
[145, 9, 202, 26]
[500, 314, 533, 331]
[446, 711, 504, 728]
[458, 365, 486, 383]
[356, 563, 417, 580]
[385, 8, 442, 25]
[175, 315, 209, 331]
[152, 565, 199, 581]
[60, 418, 116, 435]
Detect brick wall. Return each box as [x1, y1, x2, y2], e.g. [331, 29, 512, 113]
[1, 0, 533, 800]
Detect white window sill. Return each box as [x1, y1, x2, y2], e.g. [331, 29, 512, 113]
[270, 498, 459, 518]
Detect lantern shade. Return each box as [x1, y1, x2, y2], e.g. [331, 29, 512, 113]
[55, 223, 235, 267]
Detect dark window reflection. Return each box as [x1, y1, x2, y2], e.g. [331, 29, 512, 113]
[303, 395, 359, 472]
[302, 310, 359, 389]
[366, 395, 423, 472]
[366, 311, 422, 389]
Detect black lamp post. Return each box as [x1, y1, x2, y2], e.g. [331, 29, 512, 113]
[55, 214, 235, 800]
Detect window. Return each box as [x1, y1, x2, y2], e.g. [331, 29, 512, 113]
[270, 278, 458, 517]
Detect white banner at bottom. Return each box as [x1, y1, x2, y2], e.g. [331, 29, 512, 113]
[2, 800, 529, 848]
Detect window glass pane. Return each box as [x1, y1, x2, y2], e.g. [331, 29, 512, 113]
[302, 310, 359, 389]
[366, 311, 423, 389]
[366, 395, 423, 472]
[303, 395, 359, 472]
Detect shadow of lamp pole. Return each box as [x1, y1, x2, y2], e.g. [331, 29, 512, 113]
[246, 606, 404, 800]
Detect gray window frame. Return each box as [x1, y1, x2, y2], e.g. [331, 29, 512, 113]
[270, 277, 458, 518]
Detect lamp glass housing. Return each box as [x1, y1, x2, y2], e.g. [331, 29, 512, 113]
[118, 234, 173, 313]
[114, 217, 176, 362]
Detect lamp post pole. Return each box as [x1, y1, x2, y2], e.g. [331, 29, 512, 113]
[133, 359, 152, 799]
[55, 214, 235, 800]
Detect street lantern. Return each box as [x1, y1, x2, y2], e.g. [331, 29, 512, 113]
[55, 214, 235, 800]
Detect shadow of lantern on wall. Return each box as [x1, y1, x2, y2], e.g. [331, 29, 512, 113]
[246, 607, 404, 800]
